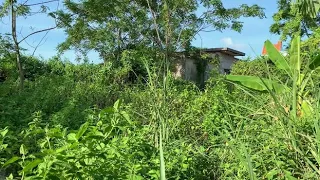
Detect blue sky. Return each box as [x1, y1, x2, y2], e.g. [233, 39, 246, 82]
[0, 0, 280, 63]
[192, 0, 280, 58]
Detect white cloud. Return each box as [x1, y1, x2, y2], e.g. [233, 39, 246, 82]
[220, 37, 248, 51]
[221, 37, 233, 46]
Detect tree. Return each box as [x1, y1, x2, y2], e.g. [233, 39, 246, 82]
[296, 0, 320, 18]
[0, 35, 14, 59]
[0, 0, 58, 89]
[54, 0, 265, 63]
[270, 0, 320, 40]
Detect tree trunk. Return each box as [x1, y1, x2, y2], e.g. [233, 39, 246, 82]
[11, 0, 24, 90]
[14, 49, 24, 89]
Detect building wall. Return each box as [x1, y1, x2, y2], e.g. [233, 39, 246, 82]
[173, 57, 198, 83]
[184, 58, 198, 82]
[217, 52, 237, 74]
[173, 52, 238, 85]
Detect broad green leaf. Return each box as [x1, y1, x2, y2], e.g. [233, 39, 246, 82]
[265, 40, 292, 76]
[55, 144, 70, 153]
[6, 173, 13, 180]
[301, 100, 313, 117]
[76, 122, 89, 140]
[3, 156, 20, 167]
[20, 144, 27, 155]
[1, 144, 8, 149]
[309, 53, 320, 70]
[290, 35, 301, 72]
[0, 127, 8, 137]
[113, 99, 121, 111]
[120, 111, 132, 124]
[100, 107, 114, 115]
[22, 159, 43, 173]
[55, 142, 78, 153]
[67, 133, 77, 141]
[226, 75, 288, 93]
[90, 130, 104, 137]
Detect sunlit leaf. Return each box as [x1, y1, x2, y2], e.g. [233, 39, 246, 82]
[6, 173, 13, 180]
[113, 99, 121, 111]
[290, 35, 301, 72]
[20, 144, 27, 155]
[76, 122, 89, 140]
[301, 100, 313, 117]
[3, 156, 20, 167]
[0, 127, 8, 137]
[226, 75, 288, 93]
[120, 111, 132, 124]
[265, 40, 292, 76]
[22, 159, 43, 173]
[67, 133, 77, 141]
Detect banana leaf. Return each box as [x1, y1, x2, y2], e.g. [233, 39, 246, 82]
[265, 40, 292, 77]
[226, 75, 289, 93]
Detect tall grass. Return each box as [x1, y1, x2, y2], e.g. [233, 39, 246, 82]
[144, 58, 169, 180]
[226, 54, 320, 179]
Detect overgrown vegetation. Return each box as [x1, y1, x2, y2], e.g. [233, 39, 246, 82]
[1, 0, 320, 179]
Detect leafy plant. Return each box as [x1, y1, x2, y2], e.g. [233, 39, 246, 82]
[227, 35, 320, 118]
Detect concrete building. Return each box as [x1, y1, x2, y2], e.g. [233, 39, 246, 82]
[173, 47, 245, 87]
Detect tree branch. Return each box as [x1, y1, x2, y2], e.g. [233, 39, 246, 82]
[146, 0, 163, 49]
[31, 31, 49, 57]
[21, 0, 30, 6]
[24, 0, 59, 7]
[18, 26, 56, 44]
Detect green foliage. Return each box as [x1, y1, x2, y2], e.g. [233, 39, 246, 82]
[231, 57, 282, 78]
[0, 36, 14, 58]
[226, 75, 288, 93]
[270, 0, 320, 40]
[227, 35, 319, 118]
[1, 54, 320, 179]
[295, 0, 320, 18]
[2, 101, 158, 179]
[1, 0, 320, 179]
[309, 53, 320, 70]
[55, 0, 264, 62]
[265, 40, 292, 75]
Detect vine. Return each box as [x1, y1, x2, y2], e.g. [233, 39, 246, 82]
[184, 47, 220, 89]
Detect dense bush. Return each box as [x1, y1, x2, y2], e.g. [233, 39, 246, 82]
[1, 48, 320, 179]
[0, 35, 320, 179]
[1, 0, 320, 178]
[231, 56, 285, 79]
